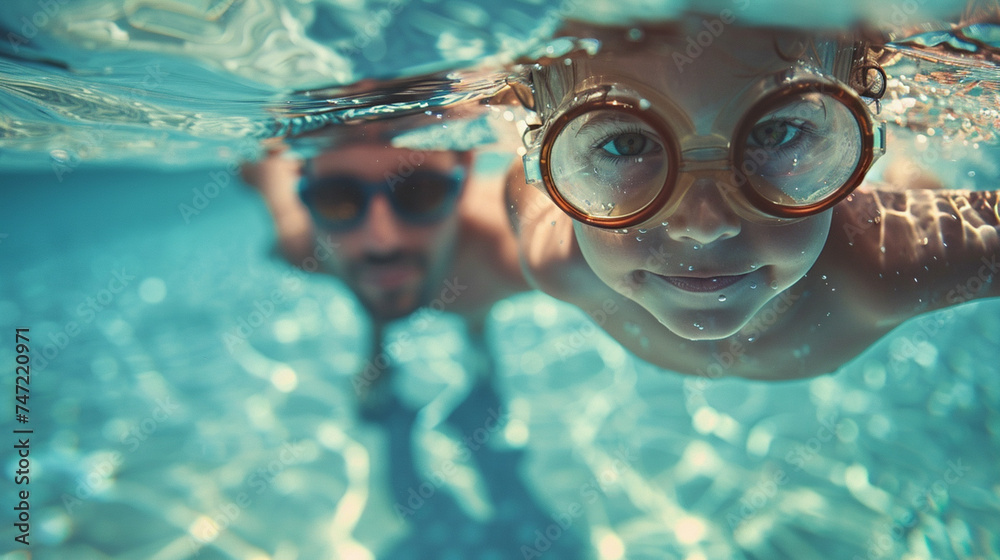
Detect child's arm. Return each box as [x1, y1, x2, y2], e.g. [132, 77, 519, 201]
[826, 187, 1000, 321]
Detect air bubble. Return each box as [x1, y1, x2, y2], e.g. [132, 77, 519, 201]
[718, 295, 727, 302]
[821, 275, 827, 280]
[639, 98, 651, 110]
[694, 323, 704, 331]
[638, 228, 647, 234]
[750, 263, 758, 269]
[635, 236, 644, 242]
[661, 221, 669, 227]
[968, 170, 976, 178]
[747, 336, 756, 342]
[692, 244, 701, 250]
[688, 265, 694, 271]
[749, 282, 757, 289]
[769, 281, 778, 290]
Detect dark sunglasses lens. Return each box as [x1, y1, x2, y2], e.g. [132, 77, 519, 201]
[303, 179, 367, 225]
[392, 172, 460, 220]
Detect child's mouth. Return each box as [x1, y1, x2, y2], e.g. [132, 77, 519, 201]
[655, 273, 749, 293]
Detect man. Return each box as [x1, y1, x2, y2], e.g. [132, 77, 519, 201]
[242, 111, 527, 405]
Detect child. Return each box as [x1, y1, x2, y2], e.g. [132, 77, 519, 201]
[505, 21, 999, 379]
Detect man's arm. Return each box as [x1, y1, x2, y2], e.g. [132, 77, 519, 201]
[241, 151, 316, 266]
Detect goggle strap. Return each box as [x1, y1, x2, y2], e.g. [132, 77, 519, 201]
[873, 121, 887, 157]
[522, 147, 542, 184]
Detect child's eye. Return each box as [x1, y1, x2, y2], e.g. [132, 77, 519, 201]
[600, 132, 655, 157]
[749, 119, 806, 148]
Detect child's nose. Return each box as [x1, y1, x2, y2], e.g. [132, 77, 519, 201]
[663, 176, 741, 245]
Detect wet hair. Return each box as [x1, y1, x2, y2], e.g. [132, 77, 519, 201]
[516, 20, 887, 125]
[772, 31, 887, 102]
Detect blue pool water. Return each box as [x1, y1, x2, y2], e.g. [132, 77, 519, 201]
[3, 1, 1000, 559]
[2, 161, 999, 559]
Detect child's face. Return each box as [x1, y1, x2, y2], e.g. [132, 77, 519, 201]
[564, 26, 838, 340]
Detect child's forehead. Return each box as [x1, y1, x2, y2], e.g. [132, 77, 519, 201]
[589, 26, 813, 74]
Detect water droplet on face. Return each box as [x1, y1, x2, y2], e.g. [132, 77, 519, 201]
[750, 263, 758, 270]
[692, 244, 701, 251]
[821, 275, 827, 280]
[635, 236, 644, 242]
[749, 282, 757, 289]
[638, 228, 647, 234]
[880, 246, 886, 253]
[747, 336, 756, 342]
[550, 221, 556, 226]
[693, 323, 704, 331]
[661, 221, 669, 227]
[718, 294, 727, 302]
[769, 281, 778, 290]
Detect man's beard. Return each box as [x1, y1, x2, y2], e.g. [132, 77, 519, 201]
[350, 250, 430, 321]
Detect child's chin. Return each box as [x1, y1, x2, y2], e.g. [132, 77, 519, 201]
[657, 315, 747, 342]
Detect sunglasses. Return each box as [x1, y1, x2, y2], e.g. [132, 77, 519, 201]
[298, 168, 465, 231]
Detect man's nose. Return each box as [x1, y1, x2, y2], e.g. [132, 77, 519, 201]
[662, 175, 741, 245]
[360, 194, 406, 250]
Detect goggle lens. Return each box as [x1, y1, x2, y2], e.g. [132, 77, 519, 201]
[738, 91, 863, 209]
[548, 109, 671, 220]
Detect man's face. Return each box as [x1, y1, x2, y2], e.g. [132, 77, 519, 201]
[303, 144, 467, 319]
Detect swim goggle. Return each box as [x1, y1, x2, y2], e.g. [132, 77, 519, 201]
[298, 168, 465, 232]
[521, 66, 887, 228]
